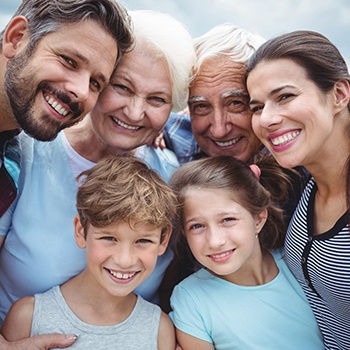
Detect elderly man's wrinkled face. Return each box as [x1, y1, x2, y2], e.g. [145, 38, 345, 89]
[188, 56, 261, 162]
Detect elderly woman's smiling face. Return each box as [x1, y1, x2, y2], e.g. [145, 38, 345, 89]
[89, 46, 173, 153]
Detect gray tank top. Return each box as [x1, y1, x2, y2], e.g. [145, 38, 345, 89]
[31, 286, 161, 349]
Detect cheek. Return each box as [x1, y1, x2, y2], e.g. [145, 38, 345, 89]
[95, 89, 123, 114]
[186, 235, 203, 254]
[191, 117, 208, 136]
[86, 246, 106, 266]
[149, 108, 171, 130]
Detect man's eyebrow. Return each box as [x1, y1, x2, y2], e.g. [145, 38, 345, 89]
[188, 96, 207, 105]
[222, 89, 249, 99]
[249, 85, 296, 105]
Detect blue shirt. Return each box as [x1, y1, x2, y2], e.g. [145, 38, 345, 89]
[163, 112, 205, 165]
[170, 249, 324, 350]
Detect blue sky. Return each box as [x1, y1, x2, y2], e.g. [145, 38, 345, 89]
[1, 0, 350, 64]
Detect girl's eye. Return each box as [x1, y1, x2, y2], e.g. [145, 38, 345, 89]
[222, 217, 235, 223]
[189, 223, 203, 230]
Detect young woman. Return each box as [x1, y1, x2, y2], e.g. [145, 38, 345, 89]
[246, 30, 350, 349]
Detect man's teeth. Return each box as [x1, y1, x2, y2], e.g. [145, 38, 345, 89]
[271, 131, 299, 146]
[211, 251, 231, 259]
[45, 95, 69, 116]
[215, 137, 241, 147]
[113, 117, 140, 130]
[109, 270, 136, 279]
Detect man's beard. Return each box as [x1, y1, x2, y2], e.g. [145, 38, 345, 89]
[4, 48, 82, 141]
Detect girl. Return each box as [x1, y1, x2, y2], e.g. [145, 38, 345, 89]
[169, 155, 323, 350]
[246, 30, 350, 349]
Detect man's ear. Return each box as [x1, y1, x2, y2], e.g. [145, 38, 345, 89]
[158, 227, 172, 256]
[2, 16, 29, 59]
[73, 214, 87, 249]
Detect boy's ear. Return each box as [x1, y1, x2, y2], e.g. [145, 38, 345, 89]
[255, 208, 268, 235]
[2, 16, 29, 59]
[158, 227, 172, 256]
[74, 214, 87, 249]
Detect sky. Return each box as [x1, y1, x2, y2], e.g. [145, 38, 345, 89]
[1, 0, 349, 65]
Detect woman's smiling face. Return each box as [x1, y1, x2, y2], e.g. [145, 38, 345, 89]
[247, 58, 336, 169]
[89, 46, 173, 153]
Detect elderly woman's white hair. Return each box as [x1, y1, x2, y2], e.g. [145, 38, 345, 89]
[193, 23, 266, 78]
[129, 10, 196, 112]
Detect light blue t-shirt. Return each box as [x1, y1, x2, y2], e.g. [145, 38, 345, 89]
[170, 249, 324, 350]
[0, 132, 179, 324]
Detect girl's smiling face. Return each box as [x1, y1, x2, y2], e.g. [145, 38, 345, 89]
[247, 58, 338, 170]
[183, 188, 266, 283]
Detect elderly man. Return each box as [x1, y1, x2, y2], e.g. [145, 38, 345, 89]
[0, 0, 133, 348]
[164, 23, 265, 164]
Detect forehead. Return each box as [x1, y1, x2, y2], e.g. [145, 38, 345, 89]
[37, 20, 118, 78]
[185, 187, 243, 209]
[93, 219, 162, 235]
[111, 46, 172, 93]
[190, 56, 247, 98]
[247, 58, 310, 92]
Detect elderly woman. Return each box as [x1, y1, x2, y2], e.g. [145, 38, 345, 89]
[0, 10, 195, 324]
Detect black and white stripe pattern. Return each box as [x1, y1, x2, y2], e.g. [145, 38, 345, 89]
[285, 178, 350, 350]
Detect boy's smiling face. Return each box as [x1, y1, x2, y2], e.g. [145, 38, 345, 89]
[74, 215, 171, 297]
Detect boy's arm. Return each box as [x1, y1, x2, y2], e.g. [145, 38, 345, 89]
[176, 329, 215, 350]
[1, 296, 34, 341]
[158, 311, 176, 350]
[1, 294, 78, 350]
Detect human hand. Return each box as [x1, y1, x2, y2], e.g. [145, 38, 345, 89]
[149, 131, 166, 149]
[0, 333, 78, 349]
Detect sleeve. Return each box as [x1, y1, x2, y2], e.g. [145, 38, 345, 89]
[169, 283, 213, 344]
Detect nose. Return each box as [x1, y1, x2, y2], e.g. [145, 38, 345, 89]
[207, 227, 226, 250]
[259, 103, 282, 129]
[113, 244, 136, 269]
[123, 95, 145, 123]
[66, 71, 91, 103]
[209, 109, 231, 138]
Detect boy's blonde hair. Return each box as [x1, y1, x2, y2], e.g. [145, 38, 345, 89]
[76, 155, 178, 241]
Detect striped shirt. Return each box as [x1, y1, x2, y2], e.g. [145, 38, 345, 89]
[285, 178, 350, 349]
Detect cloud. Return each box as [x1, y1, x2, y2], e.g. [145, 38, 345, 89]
[1, 0, 350, 65]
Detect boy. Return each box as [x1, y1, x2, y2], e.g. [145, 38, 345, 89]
[1, 155, 177, 349]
